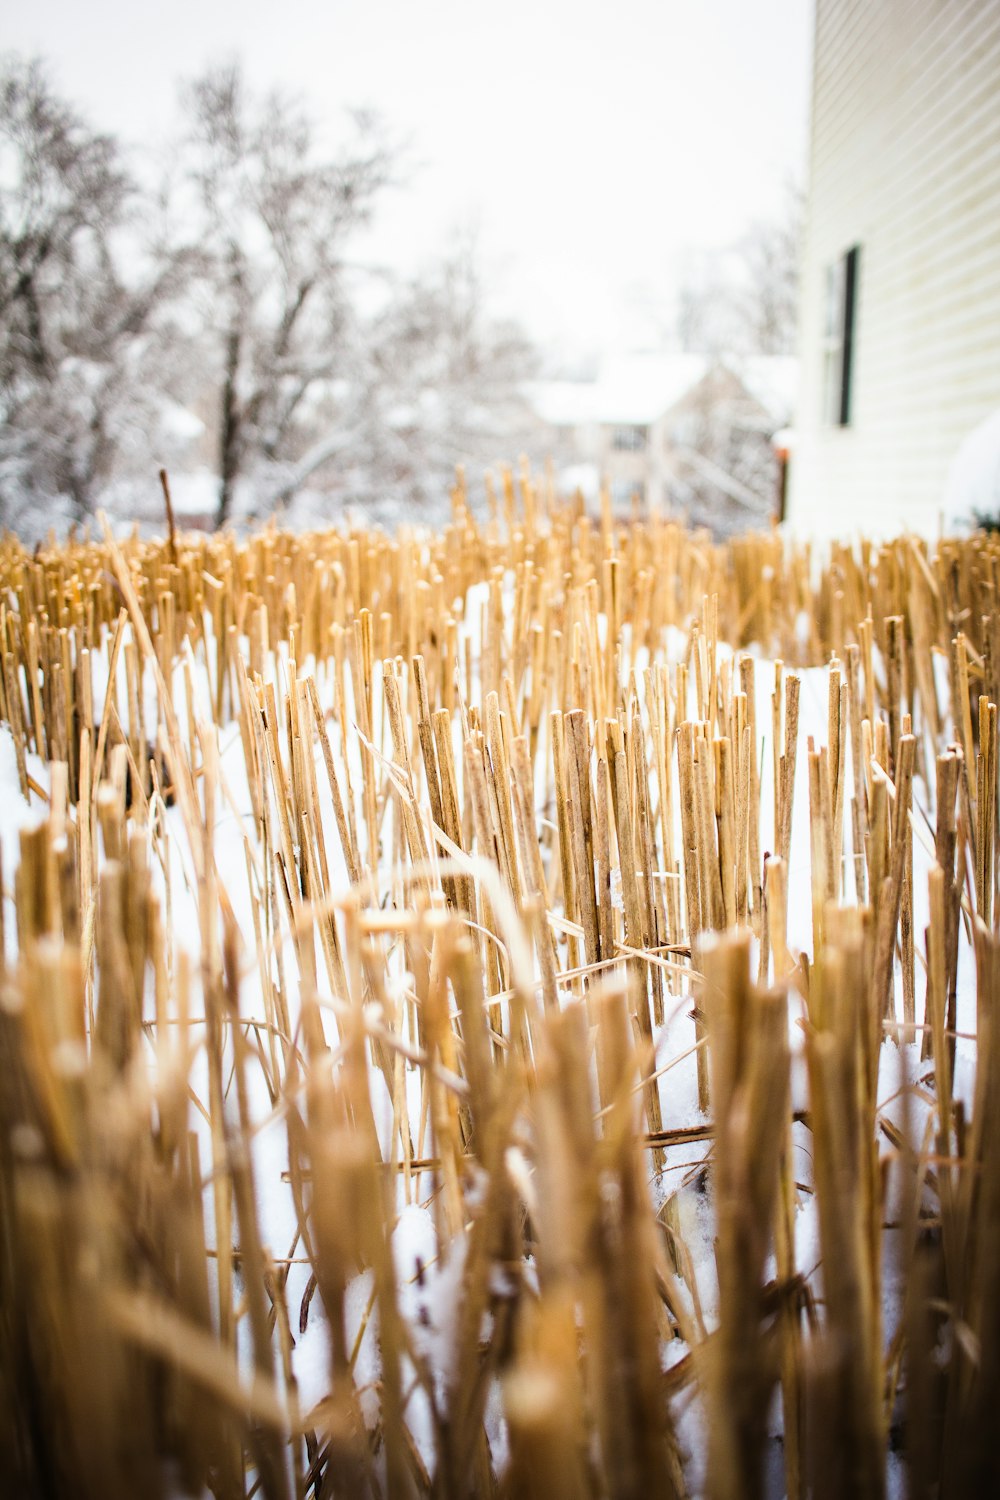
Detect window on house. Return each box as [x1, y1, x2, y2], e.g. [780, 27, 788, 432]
[611, 424, 648, 451]
[822, 245, 860, 426]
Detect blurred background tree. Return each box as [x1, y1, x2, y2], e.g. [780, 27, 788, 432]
[0, 56, 537, 537]
[675, 183, 802, 358]
[0, 58, 193, 530]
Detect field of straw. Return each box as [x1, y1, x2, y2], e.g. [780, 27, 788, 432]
[1, 474, 999, 1499]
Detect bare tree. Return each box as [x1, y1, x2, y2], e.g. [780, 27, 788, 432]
[257, 241, 537, 522]
[668, 375, 783, 538]
[178, 65, 395, 526]
[0, 56, 191, 532]
[0, 59, 537, 536]
[353, 241, 537, 510]
[731, 186, 802, 356]
[677, 184, 802, 358]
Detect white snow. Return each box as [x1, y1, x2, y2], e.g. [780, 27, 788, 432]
[942, 407, 1000, 530]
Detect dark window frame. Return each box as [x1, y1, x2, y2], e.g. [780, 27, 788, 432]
[611, 423, 649, 452]
[839, 245, 859, 425]
[822, 244, 860, 427]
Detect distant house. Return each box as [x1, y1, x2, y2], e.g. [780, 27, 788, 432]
[788, 0, 1000, 537]
[528, 352, 796, 532]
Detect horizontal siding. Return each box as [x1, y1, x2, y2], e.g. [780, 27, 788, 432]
[789, 0, 1000, 537]
[810, 15, 1000, 220]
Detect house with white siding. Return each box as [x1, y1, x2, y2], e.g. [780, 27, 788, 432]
[788, 0, 1000, 537]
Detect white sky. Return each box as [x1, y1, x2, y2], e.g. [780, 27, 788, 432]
[5, 0, 813, 358]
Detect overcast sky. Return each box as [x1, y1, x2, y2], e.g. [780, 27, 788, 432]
[6, 0, 813, 357]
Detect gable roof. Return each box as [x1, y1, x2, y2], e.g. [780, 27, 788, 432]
[722, 355, 799, 424]
[529, 351, 798, 429]
[529, 352, 709, 428]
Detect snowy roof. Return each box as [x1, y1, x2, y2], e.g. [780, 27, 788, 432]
[529, 353, 709, 428]
[723, 355, 800, 424]
[529, 352, 799, 430]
